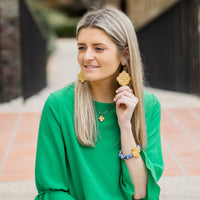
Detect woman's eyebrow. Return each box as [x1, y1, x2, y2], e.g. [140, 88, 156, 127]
[77, 43, 85, 46]
[93, 43, 107, 46]
[77, 42, 108, 46]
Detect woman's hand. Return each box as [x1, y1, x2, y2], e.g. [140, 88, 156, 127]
[114, 86, 138, 128]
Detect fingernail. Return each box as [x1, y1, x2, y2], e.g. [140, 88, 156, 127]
[113, 98, 116, 101]
[116, 90, 118, 93]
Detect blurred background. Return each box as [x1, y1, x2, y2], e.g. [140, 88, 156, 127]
[0, 1, 200, 200]
[0, 0, 200, 103]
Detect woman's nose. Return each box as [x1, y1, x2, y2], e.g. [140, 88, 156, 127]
[84, 48, 95, 61]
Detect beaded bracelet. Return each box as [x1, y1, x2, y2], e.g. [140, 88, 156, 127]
[119, 144, 141, 160]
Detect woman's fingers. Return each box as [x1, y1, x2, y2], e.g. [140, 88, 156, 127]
[114, 86, 138, 111]
[116, 95, 138, 108]
[114, 90, 132, 102]
[114, 86, 136, 102]
[116, 86, 133, 94]
[115, 86, 138, 124]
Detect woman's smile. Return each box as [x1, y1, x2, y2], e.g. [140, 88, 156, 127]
[85, 65, 100, 69]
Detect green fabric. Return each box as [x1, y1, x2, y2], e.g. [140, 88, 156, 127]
[35, 83, 164, 200]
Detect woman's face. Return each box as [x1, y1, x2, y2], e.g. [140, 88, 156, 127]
[77, 28, 122, 84]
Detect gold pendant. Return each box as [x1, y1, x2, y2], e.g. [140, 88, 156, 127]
[116, 70, 131, 86]
[98, 115, 105, 122]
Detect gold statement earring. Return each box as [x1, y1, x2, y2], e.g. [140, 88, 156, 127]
[78, 71, 85, 83]
[116, 66, 131, 86]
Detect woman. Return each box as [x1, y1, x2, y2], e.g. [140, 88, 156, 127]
[34, 6, 164, 200]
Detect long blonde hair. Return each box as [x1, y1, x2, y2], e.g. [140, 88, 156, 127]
[74, 6, 146, 148]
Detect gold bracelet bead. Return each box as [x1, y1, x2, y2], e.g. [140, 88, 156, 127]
[131, 145, 141, 158]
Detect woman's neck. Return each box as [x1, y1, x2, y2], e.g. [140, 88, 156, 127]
[90, 80, 118, 103]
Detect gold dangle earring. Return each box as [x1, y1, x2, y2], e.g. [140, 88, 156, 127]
[116, 64, 131, 86]
[78, 70, 86, 83]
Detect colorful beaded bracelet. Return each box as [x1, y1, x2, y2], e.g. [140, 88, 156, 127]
[119, 144, 141, 159]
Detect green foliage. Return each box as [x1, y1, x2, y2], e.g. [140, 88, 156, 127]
[27, 0, 79, 37]
[45, 9, 79, 37]
[26, 0, 79, 55]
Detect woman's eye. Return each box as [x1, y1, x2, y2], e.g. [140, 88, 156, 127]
[78, 46, 85, 51]
[96, 47, 104, 51]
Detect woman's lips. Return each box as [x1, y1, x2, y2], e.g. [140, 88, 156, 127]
[85, 65, 99, 69]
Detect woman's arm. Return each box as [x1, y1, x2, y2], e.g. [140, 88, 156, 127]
[120, 124, 148, 199]
[120, 125, 148, 199]
[35, 94, 76, 200]
[114, 86, 147, 199]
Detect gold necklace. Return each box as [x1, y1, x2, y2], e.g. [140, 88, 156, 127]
[94, 103, 115, 122]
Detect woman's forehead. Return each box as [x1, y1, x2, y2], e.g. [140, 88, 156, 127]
[77, 27, 114, 44]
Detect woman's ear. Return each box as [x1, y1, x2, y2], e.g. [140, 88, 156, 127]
[121, 47, 129, 65]
[123, 47, 129, 60]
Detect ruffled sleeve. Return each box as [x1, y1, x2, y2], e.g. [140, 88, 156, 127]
[34, 94, 76, 200]
[120, 93, 164, 200]
[120, 160, 135, 199]
[142, 94, 164, 199]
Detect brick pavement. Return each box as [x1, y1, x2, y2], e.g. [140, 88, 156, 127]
[0, 108, 200, 182]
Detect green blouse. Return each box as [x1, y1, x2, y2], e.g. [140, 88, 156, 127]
[34, 83, 164, 200]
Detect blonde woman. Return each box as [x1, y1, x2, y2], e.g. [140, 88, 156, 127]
[35, 6, 164, 200]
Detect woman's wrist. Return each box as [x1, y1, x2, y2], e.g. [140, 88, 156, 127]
[120, 122, 137, 155]
[119, 122, 132, 133]
[119, 144, 141, 160]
